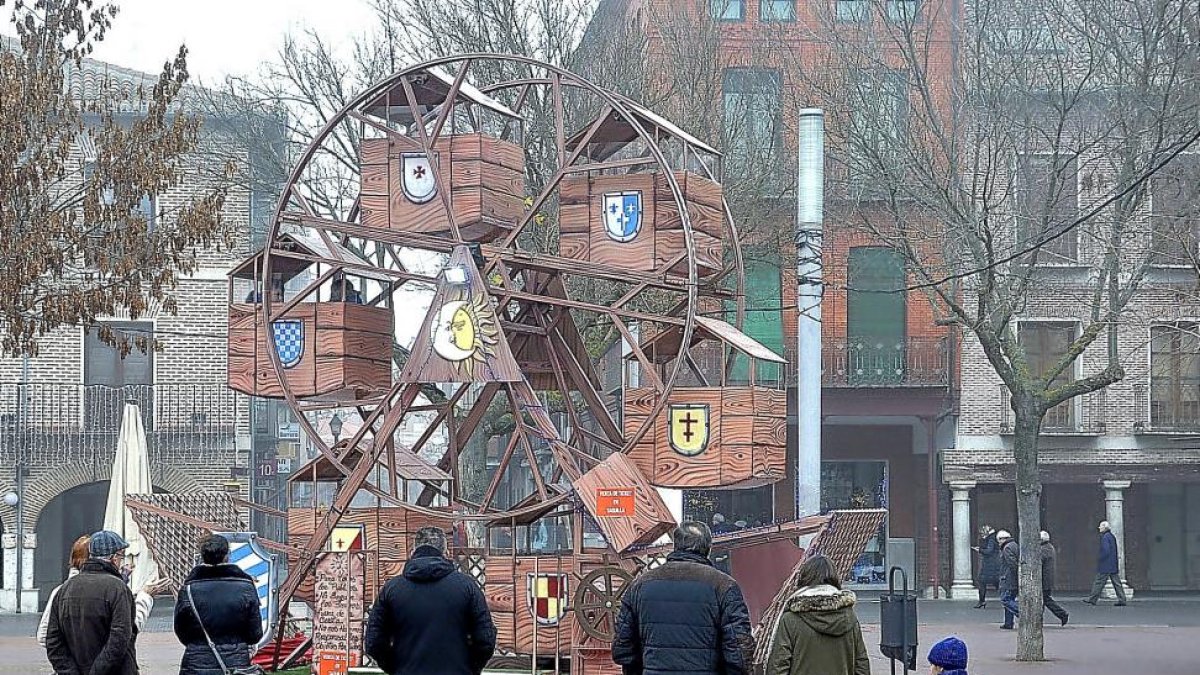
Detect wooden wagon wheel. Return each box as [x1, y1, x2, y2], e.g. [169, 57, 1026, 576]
[574, 565, 635, 641]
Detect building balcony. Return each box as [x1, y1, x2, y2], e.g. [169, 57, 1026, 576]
[784, 337, 951, 388]
[998, 386, 1107, 435]
[0, 383, 245, 462]
[1132, 384, 1200, 434]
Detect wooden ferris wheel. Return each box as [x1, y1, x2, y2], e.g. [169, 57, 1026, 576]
[224, 54, 798, 668]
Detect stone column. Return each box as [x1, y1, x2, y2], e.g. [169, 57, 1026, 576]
[1102, 480, 1135, 599]
[949, 481, 977, 599]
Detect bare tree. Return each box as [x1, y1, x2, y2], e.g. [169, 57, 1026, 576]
[0, 0, 229, 356]
[799, 0, 1200, 659]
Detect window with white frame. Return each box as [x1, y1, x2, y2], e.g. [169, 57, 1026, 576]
[1018, 321, 1077, 429]
[1150, 323, 1200, 430]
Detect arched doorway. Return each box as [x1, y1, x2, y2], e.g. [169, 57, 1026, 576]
[34, 481, 166, 607]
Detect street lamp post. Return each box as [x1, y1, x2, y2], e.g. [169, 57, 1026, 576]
[795, 109, 825, 523]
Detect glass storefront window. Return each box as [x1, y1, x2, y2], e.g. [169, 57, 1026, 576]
[822, 461, 889, 585]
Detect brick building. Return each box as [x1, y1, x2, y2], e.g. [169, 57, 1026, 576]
[0, 51, 281, 612]
[585, 0, 958, 590]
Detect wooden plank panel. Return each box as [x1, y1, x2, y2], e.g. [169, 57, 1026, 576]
[360, 138, 390, 167]
[559, 202, 590, 233]
[512, 557, 575, 654]
[316, 304, 394, 335]
[757, 387, 788, 416]
[451, 185, 524, 224]
[721, 388, 756, 417]
[753, 416, 787, 447]
[227, 352, 257, 396]
[477, 135, 525, 172]
[560, 175, 590, 205]
[589, 224, 655, 269]
[360, 162, 389, 196]
[722, 444, 754, 485]
[572, 452, 674, 552]
[493, 610, 516, 649]
[721, 416, 755, 446]
[228, 305, 260, 330]
[655, 230, 723, 275]
[485, 582, 516, 613]
[339, 356, 393, 392]
[359, 193, 392, 229]
[451, 160, 524, 197]
[654, 171, 723, 210]
[558, 232, 590, 261]
[654, 200, 725, 238]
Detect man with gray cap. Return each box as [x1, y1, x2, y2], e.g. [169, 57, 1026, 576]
[46, 530, 139, 674]
[1039, 530, 1069, 626]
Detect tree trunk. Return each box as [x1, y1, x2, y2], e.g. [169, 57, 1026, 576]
[1012, 397, 1046, 661]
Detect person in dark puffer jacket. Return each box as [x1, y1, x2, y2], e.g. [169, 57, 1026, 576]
[612, 521, 755, 675]
[364, 527, 496, 675]
[174, 534, 264, 675]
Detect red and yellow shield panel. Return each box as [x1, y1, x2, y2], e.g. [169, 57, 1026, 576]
[526, 572, 569, 625]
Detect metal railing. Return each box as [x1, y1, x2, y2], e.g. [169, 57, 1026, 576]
[1132, 383, 1200, 433]
[998, 386, 1107, 434]
[0, 383, 245, 464]
[786, 336, 951, 388]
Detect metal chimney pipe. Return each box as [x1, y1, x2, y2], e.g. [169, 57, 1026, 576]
[795, 109, 824, 522]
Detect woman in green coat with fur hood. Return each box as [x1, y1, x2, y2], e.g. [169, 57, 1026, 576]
[765, 555, 872, 675]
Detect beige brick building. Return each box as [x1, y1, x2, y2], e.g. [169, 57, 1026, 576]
[944, 153, 1200, 594]
[0, 51, 276, 612]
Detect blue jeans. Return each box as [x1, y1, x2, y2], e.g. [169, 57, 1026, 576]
[1000, 589, 1020, 627]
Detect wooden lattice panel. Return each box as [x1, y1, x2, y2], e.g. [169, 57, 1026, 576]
[127, 492, 245, 593]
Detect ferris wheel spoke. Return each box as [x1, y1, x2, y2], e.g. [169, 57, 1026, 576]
[611, 317, 665, 392]
[398, 74, 463, 243]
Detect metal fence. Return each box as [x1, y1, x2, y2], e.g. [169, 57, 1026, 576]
[785, 336, 951, 388]
[0, 383, 246, 464]
[1132, 383, 1200, 433]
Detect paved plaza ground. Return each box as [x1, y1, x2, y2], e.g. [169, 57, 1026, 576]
[3, 596, 1197, 674]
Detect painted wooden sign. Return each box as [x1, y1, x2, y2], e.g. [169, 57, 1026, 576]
[596, 488, 636, 517]
[312, 552, 366, 662]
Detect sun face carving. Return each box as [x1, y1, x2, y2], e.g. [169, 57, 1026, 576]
[430, 289, 499, 378]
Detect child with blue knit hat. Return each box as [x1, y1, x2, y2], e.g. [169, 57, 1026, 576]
[928, 636, 968, 675]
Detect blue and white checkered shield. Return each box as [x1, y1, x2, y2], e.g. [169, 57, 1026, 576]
[271, 320, 304, 369]
[216, 532, 278, 649]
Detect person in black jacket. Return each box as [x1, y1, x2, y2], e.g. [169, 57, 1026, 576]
[612, 521, 756, 675]
[1084, 520, 1128, 606]
[996, 530, 1020, 630]
[364, 526, 496, 675]
[173, 535, 264, 675]
[972, 526, 1000, 609]
[45, 530, 139, 675]
[1039, 531, 1069, 626]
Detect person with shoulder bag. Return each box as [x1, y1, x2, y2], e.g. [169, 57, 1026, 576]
[174, 535, 264, 675]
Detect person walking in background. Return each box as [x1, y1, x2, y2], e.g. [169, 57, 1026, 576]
[1039, 531, 1069, 626]
[927, 636, 968, 675]
[972, 526, 999, 609]
[1084, 521, 1127, 606]
[997, 530, 1020, 630]
[173, 534, 263, 675]
[45, 530, 139, 675]
[613, 521, 755, 675]
[365, 527, 495, 675]
[765, 554, 870, 675]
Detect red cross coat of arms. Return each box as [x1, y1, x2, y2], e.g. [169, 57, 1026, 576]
[527, 572, 568, 625]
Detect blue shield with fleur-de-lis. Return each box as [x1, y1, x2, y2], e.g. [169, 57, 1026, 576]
[215, 532, 278, 649]
[271, 320, 304, 369]
[602, 190, 643, 242]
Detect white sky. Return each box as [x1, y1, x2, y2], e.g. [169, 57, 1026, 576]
[3, 0, 378, 85]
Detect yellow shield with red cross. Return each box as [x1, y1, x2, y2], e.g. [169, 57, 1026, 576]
[527, 573, 568, 625]
[668, 404, 710, 457]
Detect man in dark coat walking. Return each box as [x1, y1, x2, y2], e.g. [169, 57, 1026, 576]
[173, 534, 264, 675]
[996, 530, 1019, 630]
[972, 525, 1000, 609]
[612, 521, 756, 675]
[45, 530, 139, 675]
[364, 527, 496, 675]
[1039, 531, 1069, 626]
[1084, 521, 1128, 606]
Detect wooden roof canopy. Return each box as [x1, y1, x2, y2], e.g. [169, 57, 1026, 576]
[629, 316, 787, 365]
[361, 66, 521, 124]
[565, 94, 721, 161]
[229, 230, 392, 284]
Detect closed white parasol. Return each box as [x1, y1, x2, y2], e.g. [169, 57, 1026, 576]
[103, 401, 160, 592]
